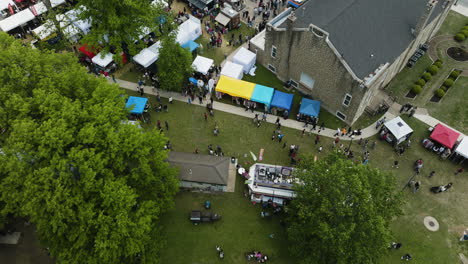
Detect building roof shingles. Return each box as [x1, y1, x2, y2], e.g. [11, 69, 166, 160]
[280, 0, 444, 79]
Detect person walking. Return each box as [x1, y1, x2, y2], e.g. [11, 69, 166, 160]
[278, 133, 284, 142]
[319, 122, 325, 130]
[334, 128, 341, 137]
[204, 112, 208, 121]
[408, 107, 417, 118]
[315, 135, 320, 145]
[275, 117, 280, 125]
[157, 120, 162, 130]
[262, 113, 267, 121]
[165, 121, 169, 130]
[301, 129, 306, 137]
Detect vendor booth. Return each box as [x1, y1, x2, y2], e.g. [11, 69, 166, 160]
[92, 52, 114, 68]
[380, 117, 413, 145]
[299, 98, 321, 118]
[430, 123, 460, 149]
[79, 45, 96, 59]
[270, 90, 294, 113]
[32, 21, 57, 41]
[176, 15, 201, 46]
[220, 61, 244, 79]
[453, 137, 468, 163]
[63, 24, 81, 42]
[215, 6, 240, 30]
[215, 76, 255, 100]
[232, 47, 256, 74]
[133, 41, 161, 68]
[126, 96, 148, 114]
[191, 55, 214, 75]
[250, 84, 274, 107]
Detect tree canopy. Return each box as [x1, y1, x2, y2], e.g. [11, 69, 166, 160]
[156, 34, 193, 92]
[287, 152, 402, 264]
[77, 0, 175, 61]
[0, 32, 179, 264]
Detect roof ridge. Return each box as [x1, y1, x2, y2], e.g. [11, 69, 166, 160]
[316, 0, 359, 28]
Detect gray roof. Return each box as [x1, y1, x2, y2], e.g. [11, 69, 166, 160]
[167, 152, 230, 185]
[280, 0, 444, 79]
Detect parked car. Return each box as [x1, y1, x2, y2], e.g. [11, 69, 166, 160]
[190, 210, 221, 225]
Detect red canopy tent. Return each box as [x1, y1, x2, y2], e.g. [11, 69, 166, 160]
[430, 124, 460, 149]
[79, 45, 97, 58]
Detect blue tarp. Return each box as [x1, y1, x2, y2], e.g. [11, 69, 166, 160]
[251, 84, 274, 106]
[126, 96, 148, 114]
[299, 98, 321, 117]
[189, 77, 198, 85]
[270, 91, 294, 111]
[181, 40, 199, 52]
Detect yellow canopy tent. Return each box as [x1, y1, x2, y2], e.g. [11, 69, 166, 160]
[215, 75, 255, 99]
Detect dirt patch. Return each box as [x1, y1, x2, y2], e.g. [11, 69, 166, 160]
[447, 47, 468, 61]
[430, 95, 441, 103]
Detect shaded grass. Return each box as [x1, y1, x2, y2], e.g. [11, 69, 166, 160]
[127, 89, 468, 264]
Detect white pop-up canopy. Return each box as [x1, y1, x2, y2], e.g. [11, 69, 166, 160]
[133, 41, 161, 68]
[232, 47, 256, 74]
[384, 116, 413, 144]
[92, 52, 114, 68]
[176, 15, 201, 45]
[32, 20, 56, 40]
[63, 24, 81, 42]
[0, 0, 14, 11]
[191, 55, 214, 75]
[455, 137, 468, 159]
[0, 8, 35, 32]
[221, 61, 244, 80]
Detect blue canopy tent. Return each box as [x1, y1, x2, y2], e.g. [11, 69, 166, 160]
[189, 77, 198, 85]
[299, 98, 321, 117]
[251, 84, 274, 106]
[126, 96, 148, 114]
[270, 91, 294, 111]
[181, 40, 200, 52]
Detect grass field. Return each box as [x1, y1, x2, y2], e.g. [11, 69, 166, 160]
[435, 11, 468, 36]
[125, 89, 468, 264]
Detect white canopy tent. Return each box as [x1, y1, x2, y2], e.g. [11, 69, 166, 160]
[32, 20, 56, 40]
[92, 52, 114, 68]
[0, 0, 14, 11]
[133, 41, 161, 68]
[0, 8, 35, 32]
[33, 2, 48, 15]
[232, 47, 256, 74]
[50, 0, 66, 8]
[383, 116, 413, 145]
[176, 15, 201, 45]
[63, 24, 81, 42]
[63, 8, 91, 34]
[455, 137, 468, 159]
[152, 0, 169, 7]
[221, 61, 244, 79]
[191, 55, 214, 75]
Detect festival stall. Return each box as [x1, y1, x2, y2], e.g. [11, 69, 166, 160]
[215, 75, 255, 100]
[176, 15, 201, 46]
[0, 8, 34, 32]
[270, 90, 294, 113]
[126, 96, 148, 115]
[250, 84, 274, 107]
[429, 123, 460, 149]
[299, 98, 321, 118]
[32, 20, 57, 41]
[192, 55, 214, 75]
[453, 137, 468, 163]
[133, 41, 161, 68]
[92, 52, 114, 69]
[181, 40, 199, 52]
[79, 44, 96, 59]
[233, 47, 256, 74]
[220, 61, 244, 79]
[63, 24, 81, 42]
[380, 116, 413, 146]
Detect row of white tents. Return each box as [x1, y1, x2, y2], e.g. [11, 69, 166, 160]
[218, 47, 256, 80]
[0, 0, 66, 32]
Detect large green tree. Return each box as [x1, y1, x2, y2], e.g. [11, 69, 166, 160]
[0, 33, 179, 264]
[156, 34, 193, 92]
[77, 0, 175, 61]
[287, 152, 402, 264]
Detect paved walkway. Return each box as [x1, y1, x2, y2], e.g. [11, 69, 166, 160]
[452, 1, 468, 17]
[113, 78, 395, 140]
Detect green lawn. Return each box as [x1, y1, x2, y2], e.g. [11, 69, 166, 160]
[435, 11, 468, 37]
[127, 88, 468, 264]
[428, 76, 468, 134]
[384, 54, 433, 102]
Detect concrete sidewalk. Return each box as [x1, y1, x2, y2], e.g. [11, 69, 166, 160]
[113, 78, 392, 140]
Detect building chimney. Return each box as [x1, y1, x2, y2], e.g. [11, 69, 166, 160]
[286, 11, 297, 31]
[413, 0, 438, 37]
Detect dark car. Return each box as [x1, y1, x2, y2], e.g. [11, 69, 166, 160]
[190, 210, 221, 224]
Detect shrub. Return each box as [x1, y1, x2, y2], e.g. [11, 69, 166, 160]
[422, 72, 432, 81]
[450, 70, 461, 79]
[411, 84, 422, 94]
[415, 79, 426, 86]
[464, 26, 468, 31]
[435, 88, 446, 98]
[433, 60, 443, 68]
[455, 33, 466, 42]
[444, 79, 454, 87]
[440, 86, 448, 92]
[462, 30, 468, 38]
[427, 65, 439, 75]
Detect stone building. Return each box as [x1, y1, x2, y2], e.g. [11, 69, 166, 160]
[249, 0, 453, 124]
